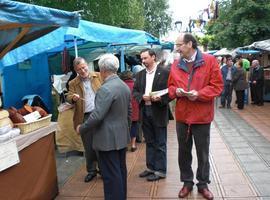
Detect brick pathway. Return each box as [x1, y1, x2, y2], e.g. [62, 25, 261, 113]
[56, 103, 270, 199]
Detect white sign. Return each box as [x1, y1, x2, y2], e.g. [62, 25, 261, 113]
[0, 140, 20, 172]
[23, 111, 41, 123]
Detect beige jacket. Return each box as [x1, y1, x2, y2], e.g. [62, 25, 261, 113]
[66, 72, 102, 129]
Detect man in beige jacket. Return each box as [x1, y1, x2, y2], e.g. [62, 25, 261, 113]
[66, 57, 102, 182]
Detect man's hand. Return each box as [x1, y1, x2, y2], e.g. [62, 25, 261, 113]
[76, 124, 81, 135]
[151, 95, 161, 102]
[72, 94, 80, 102]
[143, 95, 151, 102]
[187, 90, 198, 101]
[176, 88, 185, 97]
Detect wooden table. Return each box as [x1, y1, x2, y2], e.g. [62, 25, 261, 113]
[0, 123, 58, 200]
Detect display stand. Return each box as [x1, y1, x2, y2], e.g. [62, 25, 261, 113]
[0, 123, 58, 200]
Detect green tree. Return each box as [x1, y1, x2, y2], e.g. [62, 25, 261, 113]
[206, 0, 270, 49]
[15, 0, 172, 37]
[142, 0, 172, 38]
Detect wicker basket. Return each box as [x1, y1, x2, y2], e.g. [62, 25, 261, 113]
[15, 114, 52, 134]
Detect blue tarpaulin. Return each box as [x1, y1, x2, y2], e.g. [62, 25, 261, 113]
[0, 0, 80, 58]
[0, 19, 159, 110]
[1, 20, 159, 67]
[237, 49, 260, 54]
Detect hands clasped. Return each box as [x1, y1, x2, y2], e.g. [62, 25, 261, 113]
[176, 88, 198, 101]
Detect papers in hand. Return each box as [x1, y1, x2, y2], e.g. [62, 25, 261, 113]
[176, 88, 194, 96]
[150, 88, 168, 97]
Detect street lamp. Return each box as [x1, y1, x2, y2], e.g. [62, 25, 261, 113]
[174, 20, 182, 32]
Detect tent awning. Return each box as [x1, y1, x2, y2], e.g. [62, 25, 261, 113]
[240, 39, 270, 52]
[0, 0, 80, 58]
[1, 20, 159, 67]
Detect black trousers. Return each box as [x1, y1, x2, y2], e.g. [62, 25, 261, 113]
[98, 148, 127, 200]
[250, 83, 255, 102]
[81, 113, 98, 174]
[236, 90, 245, 109]
[254, 84, 264, 105]
[176, 122, 211, 189]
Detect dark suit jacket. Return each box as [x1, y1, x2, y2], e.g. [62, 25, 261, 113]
[79, 74, 131, 151]
[232, 68, 248, 91]
[133, 64, 170, 127]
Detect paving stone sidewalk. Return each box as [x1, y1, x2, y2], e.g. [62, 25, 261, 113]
[55, 103, 270, 199]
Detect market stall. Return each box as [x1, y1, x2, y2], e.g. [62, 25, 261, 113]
[0, 123, 58, 200]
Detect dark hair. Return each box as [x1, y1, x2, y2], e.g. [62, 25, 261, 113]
[183, 33, 198, 49]
[140, 48, 156, 57]
[235, 55, 242, 60]
[119, 70, 133, 80]
[225, 55, 232, 60]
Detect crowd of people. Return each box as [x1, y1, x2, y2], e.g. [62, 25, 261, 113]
[64, 33, 265, 200]
[218, 55, 265, 110]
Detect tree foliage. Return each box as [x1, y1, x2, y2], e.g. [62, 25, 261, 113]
[15, 0, 172, 37]
[142, 0, 172, 38]
[206, 0, 270, 49]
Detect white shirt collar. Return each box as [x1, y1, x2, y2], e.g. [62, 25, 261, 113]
[146, 63, 157, 74]
[183, 50, 197, 63]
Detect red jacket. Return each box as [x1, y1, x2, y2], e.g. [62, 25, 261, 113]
[124, 79, 139, 121]
[168, 51, 223, 124]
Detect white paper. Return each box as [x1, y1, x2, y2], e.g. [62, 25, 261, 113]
[177, 88, 194, 96]
[150, 88, 168, 97]
[0, 140, 20, 172]
[23, 111, 41, 123]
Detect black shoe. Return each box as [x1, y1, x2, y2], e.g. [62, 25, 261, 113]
[131, 147, 137, 152]
[146, 174, 165, 181]
[84, 173, 97, 182]
[139, 170, 153, 178]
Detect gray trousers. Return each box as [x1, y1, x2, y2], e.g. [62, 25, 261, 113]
[81, 113, 98, 174]
[176, 122, 211, 189]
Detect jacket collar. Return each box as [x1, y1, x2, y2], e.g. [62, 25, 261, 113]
[177, 49, 205, 72]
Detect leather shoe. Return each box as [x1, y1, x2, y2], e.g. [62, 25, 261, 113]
[84, 173, 97, 182]
[198, 188, 214, 200]
[146, 174, 165, 181]
[178, 186, 192, 198]
[139, 170, 153, 178]
[131, 147, 137, 152]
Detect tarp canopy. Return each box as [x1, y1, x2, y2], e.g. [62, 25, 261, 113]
[241, 39, 270, 52]
[0, 0, 80, 59]
[236, 49, 260, 54]
[213, 48, 233, 56]
[1, 20, 159, 67]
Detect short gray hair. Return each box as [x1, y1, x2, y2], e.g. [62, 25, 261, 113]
[73, 57, 86, 67]
[98, 54, 119, 73]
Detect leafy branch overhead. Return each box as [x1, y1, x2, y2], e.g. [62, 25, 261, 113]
[205, 0, 270, 49]
[17, 0, 172, 38]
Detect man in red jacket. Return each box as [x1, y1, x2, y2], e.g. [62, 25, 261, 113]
[168, 33, 223, 200]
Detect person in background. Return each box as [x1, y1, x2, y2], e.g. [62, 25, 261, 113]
[168, 33, 223, 200]
[133, 48, 170, 182]
[250, 60, 264, 106]
[232, 60, 248, 109]
[66, 57, 102, 183]
[220, 55, 237, 108]
[77, 54, 131, 200]
[120, 70, 139, 152]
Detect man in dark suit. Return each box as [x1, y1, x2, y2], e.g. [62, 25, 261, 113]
[250, 60, 264, 106]
[133, 48, 170, 181]
[77, 54, 131, 200]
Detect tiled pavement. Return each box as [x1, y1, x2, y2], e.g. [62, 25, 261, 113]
[55, 102, 270, 200]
